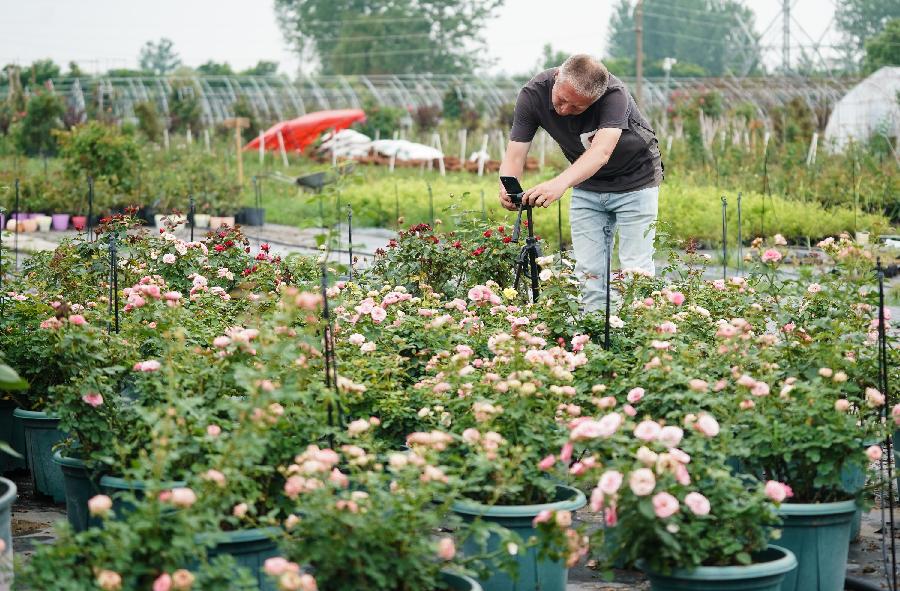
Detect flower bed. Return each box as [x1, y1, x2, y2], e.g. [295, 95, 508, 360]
[1, 214, 897, 590]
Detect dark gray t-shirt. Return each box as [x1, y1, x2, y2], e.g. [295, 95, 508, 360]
[510, 69, 664, 193]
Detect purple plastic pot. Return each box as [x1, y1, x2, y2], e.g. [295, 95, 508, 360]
[0, 214, 5, 230]
[27, 213, 45, 220]
[11, 213, 28, 222]
[51, 214, 70, 231]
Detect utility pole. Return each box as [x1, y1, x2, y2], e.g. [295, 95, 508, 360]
[782, 0, 790, 73]
[635, 0, 644, 107]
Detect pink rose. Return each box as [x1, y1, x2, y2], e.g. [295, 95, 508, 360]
[764, 480, 793, 503]
[233, 502, 249, 518]
[694, 414, 720, 437]
[88, 494, 113, 517]
[751, 382, 770, 397]
[538, 455, 556, 471]
[598, 470, 624, 495]
[203, 469, 226, 487]
[206, 424, 222, 437]
[162, 253, 177, 264]
[348, 333, 365, 346]
[437, 537, 456, 560]
[688, 379, 708, 393]
[666, 291, 685, 306]
[370, 306, 387, 323]
[133, 360, 161, 372]
[658, 426, 684, 448]
[82, 392, 104, 407]
[590, 487, 604, 512]
[866, 445, 883, 462]
[627, 387, 645, 403]
[629, 468, 656, 496]
[633, 420, 662, 441]
[532, 509, 553, 526]
[169, 487, 197, 507]
[866, 388, 885, 408]
[153, 573, 172, 591]
[761, 249, 782, 263]
[264, 557, 298, 577]
[656, 321, 678, 334]
[835, 399, 850, 412]
[559, 441, 574, 462]
[68, 314, 87, 326]
[652, 492, 680, 518]
[684, 492, 710, 516]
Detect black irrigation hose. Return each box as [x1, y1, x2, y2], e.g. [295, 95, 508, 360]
[845, 574, 887, 591]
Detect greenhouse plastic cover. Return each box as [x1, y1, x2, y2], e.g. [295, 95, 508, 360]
[824, 67, 900, 151]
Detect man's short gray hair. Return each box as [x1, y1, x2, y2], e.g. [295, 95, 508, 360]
[557, 54, 609, 100]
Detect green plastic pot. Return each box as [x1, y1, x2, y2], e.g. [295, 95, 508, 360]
[52, 451, 104, 532]
[0, 477, 17, 555]
[451, 485, 586, 591]
[440, 570, 483, 591]
[775, 499, 856, 591]
[0, 400, 26, 472]
[13, 408, 65, 502]
[196, 527, 281, 591]
[99, 475, 187, 519]
[638, 545, 797, 591]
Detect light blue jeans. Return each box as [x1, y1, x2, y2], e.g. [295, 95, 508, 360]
[569, 185, 659, 312]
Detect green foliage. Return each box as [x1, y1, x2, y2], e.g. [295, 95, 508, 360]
[607, 0, 760, 76]
[275, 0, 503, 75]
[864, 18, 900, 72]
[138, 38, 182, 75]
[25, 58, 61, 87]
[11, 90, 65, 156]
[134, 100, 163, 143]
[167, 80, 203, 133]
[231, 95, 261, 140]
[57, 121, 142, 193]
[196, 61, 234, 76]
[538, 43, 569, 70]
[836, 0, 900, 53]
[355, 102, 403, 139]
[239, 60, 279, 76]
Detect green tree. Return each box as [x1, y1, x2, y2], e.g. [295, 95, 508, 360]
[139, 38, 182, 75]
[27, 59, 61, 87]
[239, 61, 279, 76]
[607, 0, 760, 76]
[864, 17, 900, 71]
[836, 0, 900, 54]
[12, 91, 65, 155]
[67, 61, 85, 78]
[275, 0, 503, 75]
[538, 44, 569, 70]
[196, 61, 234, 76]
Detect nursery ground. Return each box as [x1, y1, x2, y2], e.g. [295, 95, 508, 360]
[5, 466, 893, 590]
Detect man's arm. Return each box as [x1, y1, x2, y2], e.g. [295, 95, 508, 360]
[522, 128, 622, 208]
[498, 140, 531, 211]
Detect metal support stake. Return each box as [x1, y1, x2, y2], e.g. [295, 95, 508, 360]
[737, 192, 743, 276]
[877, 258, 897, 590]
[558, 199, 564, 257]
[604, 225, 613, 351]
[427, 182, 434, 227]
[721, 196, 728, 281]
[189, 194, 195, 242]
[347, 205, 353, 281]
[88, 176, 95, 243]
[13, 179, 19, 270]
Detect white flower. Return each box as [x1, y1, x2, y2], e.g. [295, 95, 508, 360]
[539, 269, 553, 281]
[609, 315, 625, 328]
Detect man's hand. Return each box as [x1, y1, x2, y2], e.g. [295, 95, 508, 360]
[498, 184, 519, 211]
[522, 177, 569, 208]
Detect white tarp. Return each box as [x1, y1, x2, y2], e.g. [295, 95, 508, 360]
[318, 130, 445, 161]
[371, 139, 443, 161]
[824, 67, 900, 151]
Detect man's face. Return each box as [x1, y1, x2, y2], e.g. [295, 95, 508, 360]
[551, 78, 595, 116]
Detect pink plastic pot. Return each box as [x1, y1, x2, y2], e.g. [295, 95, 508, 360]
[51, 214, 70, 231]
[71, 216, 87, 231]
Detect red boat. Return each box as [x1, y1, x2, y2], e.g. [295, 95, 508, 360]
[243, 109, 366, 153]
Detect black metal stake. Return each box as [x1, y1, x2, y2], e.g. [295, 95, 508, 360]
[13, 178, 19, 271]
[189, 194, 195, 242]
[347, 205, 353, 281]
[604, 225, 612, 351]
[108, 233, 119, 334]
[558, 199, 564, 257]
[737, 192, 743, 276]
[427, 182, 434, 227]
[320, 264, 343, 433]
[87, 176, 94, 242]
[877, 258, 897, 591]
[721, 196, 728, 281]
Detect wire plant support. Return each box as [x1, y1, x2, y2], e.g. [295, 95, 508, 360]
[721, 195, 728, 281]
[877, 257, 897, 591]
[320, 263, 344, 437]
[13, 178, 19, 271]
[737, 192, 743, 276]
[604, 225, 613, 352]
[347, 205, 353, 282]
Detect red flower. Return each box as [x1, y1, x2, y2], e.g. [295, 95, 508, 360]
[472, 246, 486, 256]
[503, 236, 512, 243]
[255, 253, 268, 261]
[452, 240, 462, 249]
[388, 239, 398, 248]
[483, 230, 493, 238]
[225, 240, 234, 247]
[159, 228, 165, 234]
[498, 226, 505, 234]
[245, 247, 251, 253]
[214, 244, 226, 252]
[261, 243, 270, 252]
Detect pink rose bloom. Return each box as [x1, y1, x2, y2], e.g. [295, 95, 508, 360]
[570, 413, 623, 440]
[666, 291, 685, 306]
[684, 492, 710, 516]
[657, 321, 677, 334]
[658, 426, 684, 448]
[598, 470, 624, 495]
[370, 306, 387, 323]
[892, 403, 900, 425]
[559, 441, 574, 462]
[555, 510, 572, 527]
[761, 249, 782, 263]
[169, 487, 197, 507]
[233, 502, 249, 518]
[751, 382, 770, 397]
[712, 279, 726, 290]
[164, 291, 182, 302]
[206, 424, 222, 437]
[462, 428, 481, 444]
[348, 333, 366, 346]
[629, 468, 656, 496]
[437, 537, 456, 560]
[264, 557, 298, 577]
[694, 414, 720, 437]
[133, 360, 161, 372]
[652, 492, 680, 518]
[651, 340, 671, 350]
[162, 253, 177, 264]
[688, 379, 708, 393]
[627, 387, 645, 403]
[736, 374, 756, 388]
[82, 392, 104, 407]
[866, 388, 885, 408]
[764, 480, 793, 503]
[807, 283, 822, 294]
[153, 573, 172, 591]
[605, 505, 618, 526]
[834, 399, 850, 412]
[68, 314, 87, 326]
[623, 404, 637, 417]
[739, 399, 756, 410]
[204, 469, 226, 487]
[590, 487, 604, 512]
[538, 455, 556, 471]
[633, 420, 662, 441]
[532, 509, 553, 526]
[866, 445, 883, 461]
[88, 494, 113, 517]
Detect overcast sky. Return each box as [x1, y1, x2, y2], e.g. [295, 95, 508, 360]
[0, 0, 841, 76]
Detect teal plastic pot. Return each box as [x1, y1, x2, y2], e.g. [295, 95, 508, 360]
[775, 500, 856, 591]
[440, 570, 484, 591]
[0, 477, 16, 556]
[451, 485, 587, 591]
[13, 408, 65, 502]
[638, 545, 797, 591]
[197, 527, 281, 591]
[52, 451, 104, 532]
[0, 400, 26, 472]
[99, 475, 187, 519]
